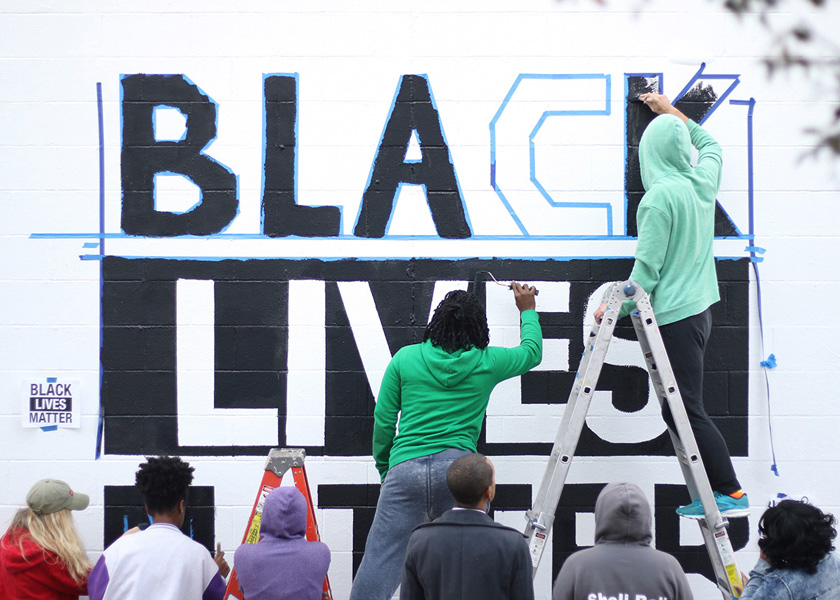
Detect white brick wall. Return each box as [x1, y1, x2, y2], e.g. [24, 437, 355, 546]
[2, 2, 839, 599]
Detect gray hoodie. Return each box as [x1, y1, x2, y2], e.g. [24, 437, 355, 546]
[552, 482, 694, 600]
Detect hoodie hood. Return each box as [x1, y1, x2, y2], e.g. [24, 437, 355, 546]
[639, 113, 692, 191]
[594, 482, 652, 545]
[0, 527, 48, 575]
[420, 340, 483, 388]
[259, 488, 307, 541]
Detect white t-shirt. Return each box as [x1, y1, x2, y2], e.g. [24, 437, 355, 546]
[88, 523, 225, 600]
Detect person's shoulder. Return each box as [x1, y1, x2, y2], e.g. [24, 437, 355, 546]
[183, 536, 214, 558]
[393, 342, 423, 361]
[639, 186, 671, 208]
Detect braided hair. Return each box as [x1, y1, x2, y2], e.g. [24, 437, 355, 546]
[423, 290, 489, 352]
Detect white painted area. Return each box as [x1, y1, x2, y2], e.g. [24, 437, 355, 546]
[175, 279, 278, 446]
[575, 510, 596, 548]
[153, 105, 188, 142]
[337, 281, 392, 400]
[286, 279, 326, 446]
[486, 281, 571, 443]
[583, 282, 667, 444]
[405, 130, 422, 162]
[387, 184, 438, 236]
[492, 76, 621, 236]
[154, 172, 202, 214]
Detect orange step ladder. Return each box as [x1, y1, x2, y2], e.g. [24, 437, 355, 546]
[224, 448, 332, 600]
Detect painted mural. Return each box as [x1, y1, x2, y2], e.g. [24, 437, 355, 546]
[5, 3, 838, 599]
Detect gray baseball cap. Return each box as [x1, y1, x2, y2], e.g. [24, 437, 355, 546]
[26, 479, 90, 515]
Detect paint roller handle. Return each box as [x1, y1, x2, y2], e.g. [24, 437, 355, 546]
[512, 281, 538, 312]
[508, 282, 538, 295]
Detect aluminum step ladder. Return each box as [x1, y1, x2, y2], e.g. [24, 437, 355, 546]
[524, 281, 742, 599]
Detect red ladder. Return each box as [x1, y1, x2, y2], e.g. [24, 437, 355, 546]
[224, 448, 332, 600]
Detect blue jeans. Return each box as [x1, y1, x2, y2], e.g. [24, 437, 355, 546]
[349, 448, 470, 600]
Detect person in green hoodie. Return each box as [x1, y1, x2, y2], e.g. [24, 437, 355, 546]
[349, 283, 542, 600]
[594, 93, 749, 520]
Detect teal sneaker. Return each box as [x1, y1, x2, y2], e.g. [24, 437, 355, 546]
[676, 497, 703, 518]
[676, 492, 750, 519]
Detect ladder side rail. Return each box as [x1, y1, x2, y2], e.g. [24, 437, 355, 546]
[290, 465, 334, 600]
[529, 282, 627, 515]
[224, 464, 289, 599]
[525, 283, 625, 573]
[527, 323, 599, 514]
[629, 289, 740, 599]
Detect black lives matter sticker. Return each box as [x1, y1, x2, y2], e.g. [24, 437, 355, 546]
[23, 378, 80, 428]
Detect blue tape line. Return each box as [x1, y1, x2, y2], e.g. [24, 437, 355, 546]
[490, 73, 611, 236]
[673, 63, 741, 126]
[82, 242, 99, 248]
[47, 377, 57, 383]
[40, 425, 58, 432]
[732, 96, 778, 475]
[123, 514, 129, 533]
[96, 81, 105, 461]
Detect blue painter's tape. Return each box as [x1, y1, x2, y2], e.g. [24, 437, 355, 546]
[40, 425, 58, 432]
[123, 514, 129, 533]
[47, 377, 57, 383]
[745, 246, 766, 254]
[760, 353, 777, 369]
[750, 256, 764, 263]
[83, 242, 100, 248]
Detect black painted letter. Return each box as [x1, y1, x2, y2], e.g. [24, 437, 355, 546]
[262, 75, 341, 237]
[354, 75, 471, 239]
[121, 74, 238, 236]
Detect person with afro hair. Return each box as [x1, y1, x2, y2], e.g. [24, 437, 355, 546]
[349, 283, 541, 600]
[88, 456, 228, 600]
[738, 499, 840, 599]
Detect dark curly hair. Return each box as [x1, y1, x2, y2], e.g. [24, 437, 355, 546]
[135, 456, 195, 514]
[758, 499, 836, 574]
[423, 290, 489, 352]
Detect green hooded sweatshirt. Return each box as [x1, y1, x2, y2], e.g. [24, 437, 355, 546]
[619, 115, 722, 325]
[372, 310, 542, 480]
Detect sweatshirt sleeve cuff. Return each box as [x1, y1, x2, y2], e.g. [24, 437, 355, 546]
[520, 309, 539, 322]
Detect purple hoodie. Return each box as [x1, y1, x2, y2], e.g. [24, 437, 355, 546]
[234, 488, 330, 600]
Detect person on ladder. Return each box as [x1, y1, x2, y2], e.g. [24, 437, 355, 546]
[594, 93, 749, 519]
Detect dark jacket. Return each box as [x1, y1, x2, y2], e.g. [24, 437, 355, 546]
[400, 508, 534, 600]
[552, 482, 693, 600]
[234, 488, 330, 600]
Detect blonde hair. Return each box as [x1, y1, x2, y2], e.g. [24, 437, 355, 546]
[3, 507, 91, 583]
